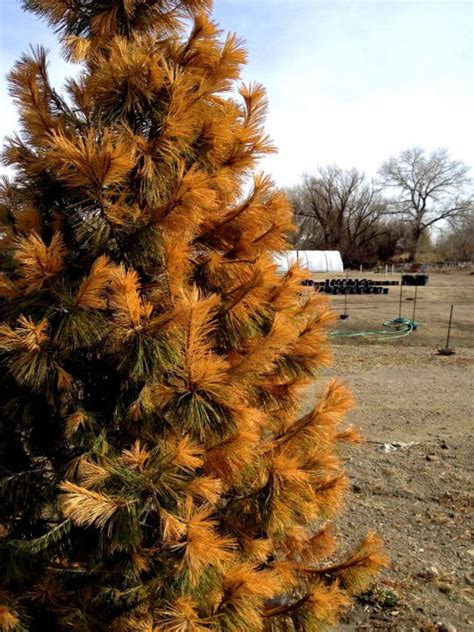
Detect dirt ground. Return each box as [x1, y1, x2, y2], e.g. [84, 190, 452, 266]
[308, 270, 474, 631]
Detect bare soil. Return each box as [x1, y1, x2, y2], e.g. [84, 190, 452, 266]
[308, 270, 474, 631]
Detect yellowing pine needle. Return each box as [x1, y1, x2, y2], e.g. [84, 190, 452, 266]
[75, 255, 115, 309]
[14, 231, 67, 293]
[121, 440, 151, 471]
[59, 481, 123, 529]
[174, 507, 236, 585]
[0, 606, 20, 631]
[159, 595, 211, 632]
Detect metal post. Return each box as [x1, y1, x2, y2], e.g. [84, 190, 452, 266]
[340, 271, 349, 319]
[438, 305, 455, 355]
[445, 304, 454, 349]
[398, 274, 403, 318]
[412, 283, 418, 322]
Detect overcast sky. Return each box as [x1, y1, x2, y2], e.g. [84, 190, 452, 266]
[1, 0, 473, 185]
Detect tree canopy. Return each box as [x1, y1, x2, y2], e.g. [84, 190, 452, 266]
[0, 1, 386, 630]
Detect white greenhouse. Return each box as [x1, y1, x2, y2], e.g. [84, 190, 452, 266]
[273, 250, 344, 274]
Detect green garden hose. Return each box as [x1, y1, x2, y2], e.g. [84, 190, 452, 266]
[329, 317, 417, 341]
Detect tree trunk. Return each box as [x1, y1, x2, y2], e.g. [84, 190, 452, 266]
[408, 225, 423, 262]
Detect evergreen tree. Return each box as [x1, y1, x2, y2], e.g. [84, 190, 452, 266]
[0, 1, 387, 629]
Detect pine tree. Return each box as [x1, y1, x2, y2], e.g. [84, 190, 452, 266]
[0, 1, 388, 630]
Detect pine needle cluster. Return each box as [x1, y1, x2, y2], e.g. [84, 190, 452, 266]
[0, 1, 387, 630]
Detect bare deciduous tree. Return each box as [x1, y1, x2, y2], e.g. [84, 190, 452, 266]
[378, 147, 472, 261]
[436, 207, 474, 262]
[288, 166, 389, 263]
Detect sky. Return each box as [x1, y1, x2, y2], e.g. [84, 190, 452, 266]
[0, 0, 473, 186]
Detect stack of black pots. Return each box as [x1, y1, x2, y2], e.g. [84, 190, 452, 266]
[301, 278, 397, 295]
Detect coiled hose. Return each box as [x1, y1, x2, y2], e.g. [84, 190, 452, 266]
[329, 317, 417, 341]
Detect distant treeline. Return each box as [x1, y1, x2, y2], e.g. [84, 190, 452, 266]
[287, 147, 473, 264]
